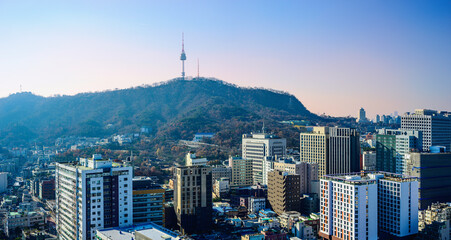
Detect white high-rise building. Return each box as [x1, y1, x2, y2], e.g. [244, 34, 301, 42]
[242, 132, 286, 185]
[319, 172, 418, 240]
[401, 109, 451, 151]
[55, 154, 133, 240]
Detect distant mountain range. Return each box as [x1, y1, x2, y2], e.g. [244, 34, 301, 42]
[0, 78, 319, 146]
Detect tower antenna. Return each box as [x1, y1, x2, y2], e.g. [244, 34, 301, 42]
[197, 58, 199, 79]
[180, 32, 187, 80]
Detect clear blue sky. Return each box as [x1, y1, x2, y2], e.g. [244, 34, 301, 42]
[0, 1, 450, 118]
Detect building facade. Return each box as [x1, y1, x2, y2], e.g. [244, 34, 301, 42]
[229, 156, 253, 187]
[401, 109, 451, 151]
[55, 154, 133, 240]
[174, 165, 212, 235]
[328, 127, 360, 174]
[273, 159, 318, 194]
[405, 151, 451, 209]
[242, 133, 286, 185]
[300, 127, 329, 177]
[132, 177, 165, 226]
[319, 172, 418, 240]
[267, 170, 301, 215]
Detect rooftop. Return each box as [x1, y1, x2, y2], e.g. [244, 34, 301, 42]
[323, 171, 417, 184]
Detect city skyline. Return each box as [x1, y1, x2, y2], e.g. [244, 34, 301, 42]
[1, 1, 450, 118]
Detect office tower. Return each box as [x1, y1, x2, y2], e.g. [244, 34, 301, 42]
[376, 114, 381, 123]
[376, 129, 422, 174]
[185, 152, 208, 166]
[405, 149, 451, 209]
[362, 151, 376, 171]
[132, 177, 165, 226]
[174, 165, 212, 234]
[229, 156, 253, 187]
[328, 127, 360, 174]
[0, 172, 7, 193]
[242, 132, 286, 185]
[55, 155, 133, 240]
[273, 159, 318, 194]
[357, 107, 367, 123]
[401, 109, 451, 151]
[267, 170, 301, 215]
[319, 172, 418, 240]
[300, 127, 329, 177]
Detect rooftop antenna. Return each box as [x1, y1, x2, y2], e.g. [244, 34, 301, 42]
[197, 58, 200, 79]
[262, 121, 265, 134]
[180, 33, 187, 80]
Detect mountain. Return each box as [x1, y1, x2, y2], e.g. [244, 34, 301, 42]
[0, 78, 318, 146]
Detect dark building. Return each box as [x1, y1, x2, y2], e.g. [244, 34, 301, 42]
[328, 127, 360, 174]
[267, 170, 300, 215]
[132, 177, 165, 225]
[39, 179, 55, 200]
[405, 150, 451, 209]
[173, 165, 212, 235]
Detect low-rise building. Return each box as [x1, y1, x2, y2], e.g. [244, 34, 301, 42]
[96, 222, 180, 240]
[4, 210, 46, 236]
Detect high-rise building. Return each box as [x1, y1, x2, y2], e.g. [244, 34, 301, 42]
[300, 127, 329, 177]
[357, 107, 367, 123]
[132, 177, 165, 226]
[39, 178, 55, 200]
[376, 129, 422, 174]
[55, 154, 133, 240]
[242, 132, 286, 185]
[319, 172, 418, 240]
[229, 156, 253, 187]
[328, 127, 360, 174]
[174, 165, 212, 235]
[376, 114, 381, 123]
[405, 150, 451, 209]
[401, 109, 451, 151]
[267, 170, 301, 215]
[273, 159, 318, 194]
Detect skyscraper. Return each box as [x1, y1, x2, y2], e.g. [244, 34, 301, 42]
[300, 127, 329, 177]
[242, 132, 286, 185]
[174, 165, 212, 235]
[357, 107, 367, 123]
[328, 127, 360, 174]
[132, 177, 165, 226]
[401, 109, 451, 151]
[55, 154, 133, 240]
[319, 172, 418, 240]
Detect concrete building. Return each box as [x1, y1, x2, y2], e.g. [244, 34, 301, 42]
[229, 156, 253, 187]
[405, 150, 451, 209]
[273, 159, 318, 194]
[401, 109, 451, 151]
[174, 165, 212, 234]
[4, 210, 46, 236]
[319, 172, 418, 240]
[268, 170, 301, 215]
[0, 172, 7, 193]
[211, 165, 232, 181]
[55, 154, 133, 240]
[248, 197, 266, 214]
[376, 128, 422, 174]
[417, 202, 451, 240]
[362, 151, 376, 171]
[132, 177, 165, 226]
[300, 127, 329, 177]
[242, 132, 286, 185]
[328, 127, 360, 174]
[185, 152, 208, 166]
[357, 107, 368, 123]
[214, 177, 230, 198]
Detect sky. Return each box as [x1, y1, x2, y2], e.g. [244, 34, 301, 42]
[0, 1, 450, 118]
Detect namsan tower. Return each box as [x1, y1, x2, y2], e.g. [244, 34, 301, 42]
[180, 33, 187, 79]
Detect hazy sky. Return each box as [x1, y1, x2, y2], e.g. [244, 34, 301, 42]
[1, 1, 450, 118]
